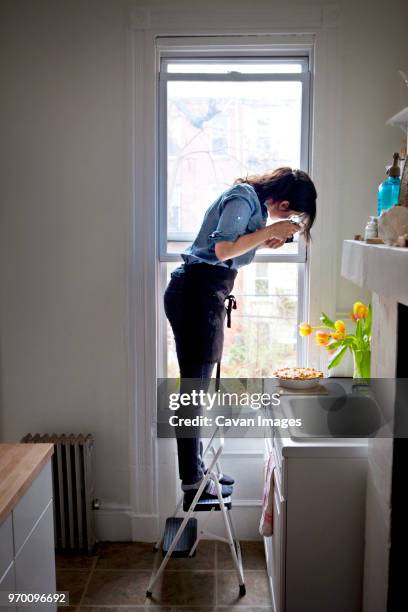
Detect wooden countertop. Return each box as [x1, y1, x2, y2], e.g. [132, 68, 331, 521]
[0, 443, 54, 525]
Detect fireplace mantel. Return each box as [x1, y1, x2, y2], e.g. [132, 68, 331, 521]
[341, 238, 408, 611]
[342, 240, 408, 305]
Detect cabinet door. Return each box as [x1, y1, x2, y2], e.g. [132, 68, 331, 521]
[0, 514, 14, 580]
[13, 462, 52, 556]
[0, 562, 17, 612]
[15, 502, 56, 612]
[265, 467, 286, 612]
[271, 469, 285, 612]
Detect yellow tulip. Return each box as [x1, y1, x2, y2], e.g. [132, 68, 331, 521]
[299, 322, 312, 337]
[330, 331, 345, 341]
[315, 331, 330, 346]
[353, 302, 369, 320]
[334, 320, 346, 334]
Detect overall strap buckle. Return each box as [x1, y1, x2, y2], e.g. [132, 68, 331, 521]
[225, 294, 237, 329]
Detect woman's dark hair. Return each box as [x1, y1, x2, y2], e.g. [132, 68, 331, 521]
[234, 167, 317, 242]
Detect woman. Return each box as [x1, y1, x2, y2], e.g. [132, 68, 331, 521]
[164, 167, 317, 501]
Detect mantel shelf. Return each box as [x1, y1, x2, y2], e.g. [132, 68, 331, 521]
[341, 240, 408, 305]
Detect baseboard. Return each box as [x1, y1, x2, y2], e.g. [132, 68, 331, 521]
[94, 503, 160, 542]
[131, 513, 160, 542]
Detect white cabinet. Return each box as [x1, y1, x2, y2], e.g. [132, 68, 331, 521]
[264, 436, 367, 612]
[0, 459, 56, 612]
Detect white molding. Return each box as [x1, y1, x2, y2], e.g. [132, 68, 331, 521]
[307, 21, 342, 369]
[128, 3, 342, 537]
[127, 20, 159, 525]
[130, 5, 328, 33]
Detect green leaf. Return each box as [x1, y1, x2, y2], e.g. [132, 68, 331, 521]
[355, 319, 363, 340]
[364, 303, 372, 337]
[328, 345, 348, 369]
[320, 312, 336, 329]
[327, 340, 343, 351]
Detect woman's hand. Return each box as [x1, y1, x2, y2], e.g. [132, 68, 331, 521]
[214, 220, 300, 262]
[263, 237, 285, 249]
[267, 220, 301, 242]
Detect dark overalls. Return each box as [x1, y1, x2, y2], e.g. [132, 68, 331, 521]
[164, 262, 237, 485]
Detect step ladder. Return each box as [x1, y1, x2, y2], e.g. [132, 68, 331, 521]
[146, 425, 246, 598]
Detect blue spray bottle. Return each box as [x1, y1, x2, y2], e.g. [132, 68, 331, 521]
[377, 153, 401, 215]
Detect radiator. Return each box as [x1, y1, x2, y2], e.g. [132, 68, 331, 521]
[21, 433, 97, 554]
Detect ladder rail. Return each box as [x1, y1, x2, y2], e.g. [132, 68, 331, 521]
[147, 443, 224, 596]
[148, 347, 246, 598]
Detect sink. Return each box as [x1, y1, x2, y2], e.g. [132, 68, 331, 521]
[281, 390, 387, 441]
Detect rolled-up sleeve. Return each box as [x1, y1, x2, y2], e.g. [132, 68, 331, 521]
[208, 196, 253, 246]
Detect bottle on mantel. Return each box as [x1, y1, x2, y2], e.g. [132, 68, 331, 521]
[377, 152, 401, 215]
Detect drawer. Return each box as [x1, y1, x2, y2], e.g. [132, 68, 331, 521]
[12, 461, 52, 555]
[0, 514, 14, 580]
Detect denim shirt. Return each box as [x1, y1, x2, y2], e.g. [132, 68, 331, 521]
[172, 183, 267, 277]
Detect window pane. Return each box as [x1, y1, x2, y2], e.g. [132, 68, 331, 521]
[166, 62, 304, 73]
[165, 262, 298, 377]
[166, 80, 302, 252]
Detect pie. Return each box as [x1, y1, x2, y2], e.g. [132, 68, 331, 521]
[272, 367, 324, 380]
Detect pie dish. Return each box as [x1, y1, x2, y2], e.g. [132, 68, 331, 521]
[272, 367, 324, 390]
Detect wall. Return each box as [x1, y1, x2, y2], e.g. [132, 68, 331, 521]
[1, 0, 407, 539]
[336, 1, 408, 313]
[0, 0, 132, 522]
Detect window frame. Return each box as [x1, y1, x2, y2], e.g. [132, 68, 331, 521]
[157, 47, 312, 373]
[158, 55, 310, 263]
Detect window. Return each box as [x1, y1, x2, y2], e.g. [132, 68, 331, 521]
[158, 53, 310, 377]
[210, 113, 229, 157]
[254, 262, 269, 296]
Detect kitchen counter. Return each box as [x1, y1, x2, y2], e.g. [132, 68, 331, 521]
[273, 431, 368, 458]
[0, 443, 54, 526]
[263, 376, 387, 456]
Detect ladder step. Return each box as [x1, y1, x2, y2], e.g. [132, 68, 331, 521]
[162, 517, 197, 558]
[183, 493, 232, 512]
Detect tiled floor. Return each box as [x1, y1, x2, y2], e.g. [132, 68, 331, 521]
[56, 540, 273, 611]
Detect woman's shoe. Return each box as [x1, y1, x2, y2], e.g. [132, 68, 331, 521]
[183, 481, 233, 505]
[182, 478, 232, 498]
[204, 469, 235, 486]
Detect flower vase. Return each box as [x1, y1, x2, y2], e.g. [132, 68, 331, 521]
[352, 349, 371, 380]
